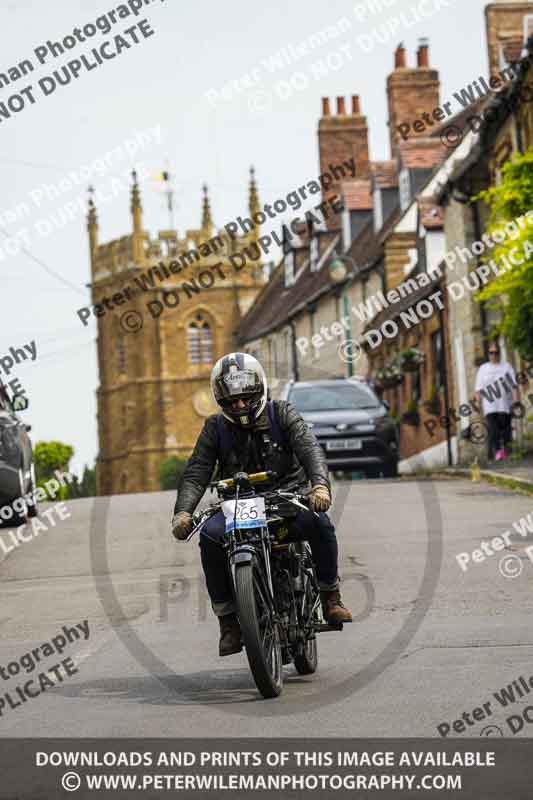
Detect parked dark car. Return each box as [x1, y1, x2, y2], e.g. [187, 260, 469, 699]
[0, 382, 35, 522]
[281, 379, 399, 478]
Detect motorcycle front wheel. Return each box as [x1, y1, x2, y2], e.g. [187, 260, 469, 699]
[235, 561, 283, 699]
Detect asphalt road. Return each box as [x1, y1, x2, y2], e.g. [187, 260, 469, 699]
[1, 476, 533, 738]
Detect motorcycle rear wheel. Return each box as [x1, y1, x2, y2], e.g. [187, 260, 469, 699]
[235, 561, 283, 699]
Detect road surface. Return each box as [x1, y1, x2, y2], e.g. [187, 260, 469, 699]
[1, 476, 532, 738]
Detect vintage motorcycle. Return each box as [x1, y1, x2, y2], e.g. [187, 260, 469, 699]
[186, 470, 345, 699]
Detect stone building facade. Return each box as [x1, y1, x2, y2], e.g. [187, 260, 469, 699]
[438, 25, 533, 465]
[89, 170, 265, 495]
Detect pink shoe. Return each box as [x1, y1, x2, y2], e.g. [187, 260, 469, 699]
[494, 449, 504, 461]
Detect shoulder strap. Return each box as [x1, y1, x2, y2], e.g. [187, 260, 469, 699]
[216, 401, 287, 467]
[216, 413, 233, 466]
[266, 400, 288, 446]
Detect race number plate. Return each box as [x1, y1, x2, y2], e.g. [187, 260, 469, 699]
[222, 497, 266, 533]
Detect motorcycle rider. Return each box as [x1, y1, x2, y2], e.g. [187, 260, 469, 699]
[171, 352, 352, 656]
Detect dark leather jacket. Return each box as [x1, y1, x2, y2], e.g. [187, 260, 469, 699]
[174, 400, 330, 514]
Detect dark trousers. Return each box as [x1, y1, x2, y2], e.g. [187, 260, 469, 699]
[486, 412, 512, 458]
[199, 510, 339, 617]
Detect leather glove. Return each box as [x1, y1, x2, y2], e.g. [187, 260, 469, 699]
[309, 485, 331, 512]
[171, 511, 193, 541]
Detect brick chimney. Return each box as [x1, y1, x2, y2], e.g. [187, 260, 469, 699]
[318, 93, 370, 230]
[485, 1, 533, 75]
[387, 41, 440, 159]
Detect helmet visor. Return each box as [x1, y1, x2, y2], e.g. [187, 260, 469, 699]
[221, 369, 260, 398]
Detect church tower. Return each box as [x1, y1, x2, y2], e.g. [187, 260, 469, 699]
[88, 169, 266, 495]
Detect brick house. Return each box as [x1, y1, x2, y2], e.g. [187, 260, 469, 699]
[237, 40, 447, 394]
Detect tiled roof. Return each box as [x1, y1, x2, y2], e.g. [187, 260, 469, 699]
[363, 272, 442, 333]
[418, 199, 444, 230]
[370, 160, 398, 188]
[237, 231, 339, 341]
[341, 179, 373, 210]
[398, 138, 449, 169]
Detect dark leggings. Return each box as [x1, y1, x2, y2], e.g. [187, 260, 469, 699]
[199, 509, 338, 615]
[486, 412, 512, 458]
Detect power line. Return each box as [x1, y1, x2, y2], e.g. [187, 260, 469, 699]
[0, 226, 86, 297]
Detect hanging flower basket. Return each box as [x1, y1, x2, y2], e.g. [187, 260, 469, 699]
[374, 365, 404, 391]
[398, 348, 425, 373]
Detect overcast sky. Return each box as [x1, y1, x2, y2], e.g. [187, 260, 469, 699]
[1, 0, 494, 475]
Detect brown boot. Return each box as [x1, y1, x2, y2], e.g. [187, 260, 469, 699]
[320, 589, 353, 625]
[218, 613, 242, 656]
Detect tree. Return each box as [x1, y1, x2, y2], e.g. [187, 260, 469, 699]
[159, 456, 189, 491]
[476, 148, 533, 359]
[67, 465, 97, 498]
[79, 465, 96, 497]
[33, 440, 74, 500]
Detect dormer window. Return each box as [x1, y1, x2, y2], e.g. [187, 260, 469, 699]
[284, 251, 295, 287]
[399, 167, 411, 210]
[342, 208, 351, 250]
[310, 237, 319, 272]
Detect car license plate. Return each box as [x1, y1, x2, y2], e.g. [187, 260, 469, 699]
[326, 438, 362, 451]
[222, 497, 266, 533]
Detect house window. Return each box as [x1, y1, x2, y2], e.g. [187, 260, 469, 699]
[117, 339, 126, 374]
[399, 168, 411, 210]
[431, 329, 445, 390]
[188, 316, 213, 363]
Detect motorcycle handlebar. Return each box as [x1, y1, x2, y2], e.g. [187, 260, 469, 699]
[185, 484, 315, 543]
[209, 470, 275, 490]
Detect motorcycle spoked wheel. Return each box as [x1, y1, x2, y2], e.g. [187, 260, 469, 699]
[235, 561, 283, 699]
[293, 566, 319, 676]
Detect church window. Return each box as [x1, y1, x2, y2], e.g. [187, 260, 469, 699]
[188, 315, 213, 363]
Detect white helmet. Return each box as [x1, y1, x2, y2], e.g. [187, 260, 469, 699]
[210, 352, 268, 427]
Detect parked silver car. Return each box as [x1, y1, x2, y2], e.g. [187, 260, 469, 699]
[280, 378, 399, 478]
